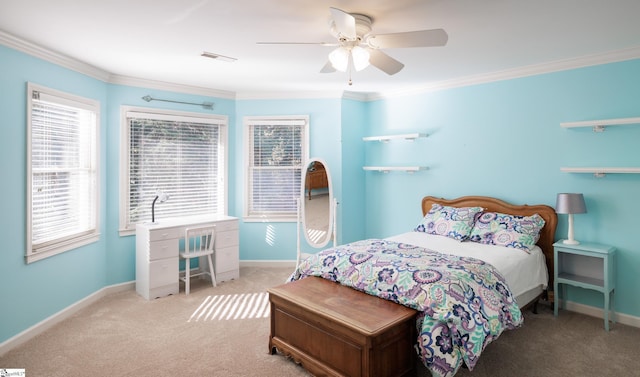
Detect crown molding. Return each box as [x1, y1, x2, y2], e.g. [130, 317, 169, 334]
[108, 75, 236, 100]
[0, 30, 236, 100]
[4, 29, 639, 103]
[341, 91, 370, 101]
[0, 30, 111, 82]
[369, 46, 640, 101]
[0, 30, 360, 101]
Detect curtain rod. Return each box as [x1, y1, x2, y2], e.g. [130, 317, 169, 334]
[142, 95, 214, 110]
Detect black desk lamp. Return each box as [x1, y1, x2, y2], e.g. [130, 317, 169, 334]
[151, 190, 169, 223]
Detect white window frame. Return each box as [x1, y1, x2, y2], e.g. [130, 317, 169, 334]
[26, 83, 100, 263]
[119, 106, 228, 235]
[243, 115, 309, 222]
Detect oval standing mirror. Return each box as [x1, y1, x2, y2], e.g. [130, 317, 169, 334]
[300, 158, 334, 249]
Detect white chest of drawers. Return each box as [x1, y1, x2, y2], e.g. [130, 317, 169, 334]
[135, 215, 239, 300]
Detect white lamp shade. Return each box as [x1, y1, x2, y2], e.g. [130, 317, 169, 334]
[351, 46, 370, 71]
[329, 47, 349, 72]
[156, 189, 170, 203]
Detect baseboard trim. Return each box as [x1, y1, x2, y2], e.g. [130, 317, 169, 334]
[559, 299, 640, 329]
[0, 281, 134, 357]
[240, 260, 296, 268]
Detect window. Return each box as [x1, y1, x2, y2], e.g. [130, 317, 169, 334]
[27, 83, 100, 263]
[244, 116, 308, 221]
[120, 107, 227, 234]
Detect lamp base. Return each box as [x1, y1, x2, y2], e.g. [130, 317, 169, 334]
[563, 239, 580, 245]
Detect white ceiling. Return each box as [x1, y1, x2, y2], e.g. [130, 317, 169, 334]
[2, 0, 640, 97]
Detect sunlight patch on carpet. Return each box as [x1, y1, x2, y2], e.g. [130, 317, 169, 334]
[188, 292, 270, 322]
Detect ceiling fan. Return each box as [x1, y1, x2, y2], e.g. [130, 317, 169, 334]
[258, 7, 448, 85]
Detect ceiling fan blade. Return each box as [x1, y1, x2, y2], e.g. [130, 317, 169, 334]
[368, 29, 448, 49]
[320, 61, 336, 73]
[329, 7, 356, 39]
[256, 41, 338, 46]
[368, 49, 404, 75]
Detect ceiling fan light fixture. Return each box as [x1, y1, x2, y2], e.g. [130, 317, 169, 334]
[351, 46, 370, 71]
[328, 47, 349, 72]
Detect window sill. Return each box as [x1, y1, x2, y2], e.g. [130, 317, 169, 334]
[243, 216, 296, 223]
[27, 233, 100, 264]
[119, 228, 136, 237]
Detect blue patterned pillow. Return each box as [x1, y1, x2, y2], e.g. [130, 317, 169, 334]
[468, 212, 545, 252]
[415, 204, 484, 241]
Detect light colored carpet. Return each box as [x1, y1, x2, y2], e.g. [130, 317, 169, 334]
[1, 267, 639, 376]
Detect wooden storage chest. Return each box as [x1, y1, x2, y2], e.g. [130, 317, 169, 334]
[268, 277, 417, 377]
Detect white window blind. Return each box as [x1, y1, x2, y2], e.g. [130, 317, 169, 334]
[245, 117, 308, 220]
[122, 109, 227, 231]
[27, 83, 99, 263]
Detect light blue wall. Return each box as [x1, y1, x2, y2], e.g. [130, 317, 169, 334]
[0, 45, 236, 343]
[2, 41, 639, 345]
[340, 98, 367, 244]
[0, 45, 109, 342]
[364, 59, 640, 318]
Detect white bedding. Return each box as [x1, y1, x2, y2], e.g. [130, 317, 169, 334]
[386, 232, 548, 300]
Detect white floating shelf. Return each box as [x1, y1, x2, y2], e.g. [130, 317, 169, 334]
[561, 167, 640, 177]
[362, 133, 427, 142]
[560, 117, 640, 132]
[363, 166, 428, 173]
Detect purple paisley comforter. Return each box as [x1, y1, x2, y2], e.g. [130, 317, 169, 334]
[289, 239, 523, 377]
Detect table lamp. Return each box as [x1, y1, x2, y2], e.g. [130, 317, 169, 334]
[151, 190, 169, 223]
[555, 193, 587, 245]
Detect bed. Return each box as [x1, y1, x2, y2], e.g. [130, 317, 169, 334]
[286, 195, 557, 377]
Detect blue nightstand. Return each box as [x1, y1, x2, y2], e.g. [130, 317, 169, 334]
[553, 241, 616, 331]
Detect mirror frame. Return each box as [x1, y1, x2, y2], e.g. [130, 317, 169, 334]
[300, 157, 334, 249]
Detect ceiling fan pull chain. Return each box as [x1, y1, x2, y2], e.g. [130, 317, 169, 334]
[348, 52, 354, 85]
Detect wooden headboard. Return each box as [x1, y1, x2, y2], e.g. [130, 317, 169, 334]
[421, 195, 558, 298]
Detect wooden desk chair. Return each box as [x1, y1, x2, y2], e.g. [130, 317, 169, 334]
[180, 225, 216, 295]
